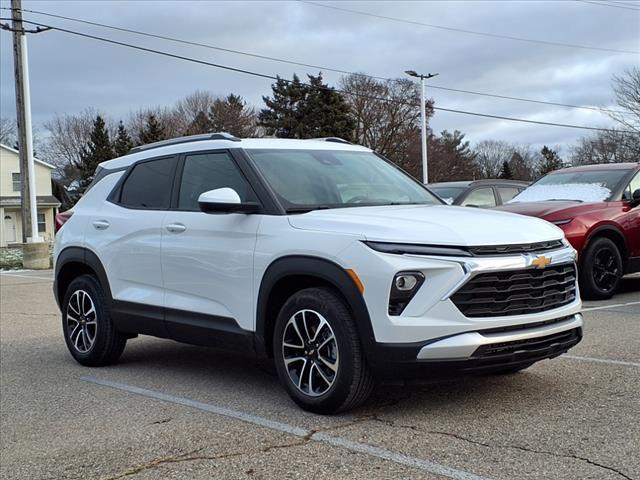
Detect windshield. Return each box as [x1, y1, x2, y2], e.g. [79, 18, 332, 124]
[246, 149, 442, 212]
[511, 170, 629, 203]
[429, 186, 467, 205]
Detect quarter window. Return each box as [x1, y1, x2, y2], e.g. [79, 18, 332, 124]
[119, 157, 175, 209]
[497, 187, 520, 203]
[461, 187, 497, 208]
[178, 152, 256, 211]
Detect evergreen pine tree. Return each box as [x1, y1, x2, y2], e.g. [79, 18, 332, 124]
[139, 114, 165, 144]
[210, 94, 257, 137]
[499, 160, 513, 179]
[258, 73, 355, 139]
[538, 146, 563, 175]
[113, 121, 133, 157]
[185, 111, 213, 135]
[77, 115, 113, 192]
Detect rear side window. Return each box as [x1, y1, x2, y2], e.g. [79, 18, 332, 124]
[178, 152, 256, 210]
[497, 187, 520, 203]
[120, 157, 175, 209]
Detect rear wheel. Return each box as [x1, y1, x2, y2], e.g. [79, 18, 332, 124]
[579, 237, 623, 300]
[62, 275, 127, 366]
[273, 287, 373, 414]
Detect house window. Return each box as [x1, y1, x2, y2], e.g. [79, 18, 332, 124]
[37, 213, 46, 233]
[12, 172, 21, 192]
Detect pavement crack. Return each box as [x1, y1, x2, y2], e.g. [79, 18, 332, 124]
[373, 417, 632, 480]
[149, 417, 172, 425]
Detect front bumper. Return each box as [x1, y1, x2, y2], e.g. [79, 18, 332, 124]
[369, 313, 583, 378]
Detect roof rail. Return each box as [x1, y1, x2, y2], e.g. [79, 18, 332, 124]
[128, 132, 241, 154]
[311, 137, 352, 145]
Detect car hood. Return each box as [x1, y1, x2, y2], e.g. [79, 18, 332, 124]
[495, 200, 600, 219]
[288, 204, 563, 246]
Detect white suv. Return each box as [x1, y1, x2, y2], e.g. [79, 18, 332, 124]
[53, 133, 583, 413]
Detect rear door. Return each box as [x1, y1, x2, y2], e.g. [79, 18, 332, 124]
[620, 171, 640, 259]
[88, 155, 177, 336]
[161, 150, 262, 343]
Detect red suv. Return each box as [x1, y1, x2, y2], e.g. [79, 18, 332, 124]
[496, 163, 640, 299]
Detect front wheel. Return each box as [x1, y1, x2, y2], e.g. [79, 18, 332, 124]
[273, 287, 373, 414]
[579, 237, 623, 300]
[62, 275, 127, 366]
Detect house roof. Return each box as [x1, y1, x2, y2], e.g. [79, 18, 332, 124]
[0, 195, 61, 208]
[0, 144, 56, 169]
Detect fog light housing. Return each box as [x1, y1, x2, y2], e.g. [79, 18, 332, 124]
[389, 271, 425, 316]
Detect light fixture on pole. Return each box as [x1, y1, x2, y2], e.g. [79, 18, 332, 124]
[405, 70, 438, 184]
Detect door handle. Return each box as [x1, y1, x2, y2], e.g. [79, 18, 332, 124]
[166, 223, 186, 233]
[92, 220, 110, 230]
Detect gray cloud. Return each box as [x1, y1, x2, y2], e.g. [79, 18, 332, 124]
[1, 0, 638, 154]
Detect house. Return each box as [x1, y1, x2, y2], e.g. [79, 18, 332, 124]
[0, 144, 61, 246]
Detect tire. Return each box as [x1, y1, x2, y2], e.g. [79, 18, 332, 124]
[579, 237, 623, 300]
[62, 274, 127, 366]
[273, 287, 374, 414]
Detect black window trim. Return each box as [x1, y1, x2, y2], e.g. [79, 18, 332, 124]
[108, 154, 179, 210]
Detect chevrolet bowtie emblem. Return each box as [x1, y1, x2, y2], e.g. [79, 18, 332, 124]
[531, 255, 551, 269]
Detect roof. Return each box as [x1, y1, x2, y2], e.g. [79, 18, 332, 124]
[550, 162, 640, 173]
[0, 195, 61, 207]
[429, 179, 529, 188]
[0, 144, 56, 169]
[100, 136, 372, 170]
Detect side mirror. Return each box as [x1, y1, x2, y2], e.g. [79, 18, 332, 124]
[631, 189, 640, 207]
[198, 188, 260, 214]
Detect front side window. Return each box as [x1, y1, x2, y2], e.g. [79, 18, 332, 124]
[462, 188, 497, 208]
[246, 149, 441, 212]
[178, 152, 256, 210]
[622, 171, 640, 201]
[12, 172, 20, 192]
[119, 157, 175, 209]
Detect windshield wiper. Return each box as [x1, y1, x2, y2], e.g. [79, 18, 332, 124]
[285, 205, 333, 213]
[546, 199, 584, 203]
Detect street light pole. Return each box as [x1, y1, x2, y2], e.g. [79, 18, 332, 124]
[405, 70, 438, 184]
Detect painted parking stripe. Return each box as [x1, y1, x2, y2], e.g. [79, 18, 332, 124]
[81, 376, 491, 480]
[0, 272, 53, 281]
[563, 355, 640, 368]
[582, 301, 640, 312]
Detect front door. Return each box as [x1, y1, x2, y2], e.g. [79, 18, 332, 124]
[161, 150, 261, 344]
[4, 213, 16, 243]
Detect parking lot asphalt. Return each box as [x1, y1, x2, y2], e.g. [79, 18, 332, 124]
[1, 270, 638, 480]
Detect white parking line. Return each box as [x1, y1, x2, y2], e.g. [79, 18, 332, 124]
[563, 355, 640, 368]
[81, 376, 491, 480]
[0, 272, 53, 281]
[582, 301, 640, 312]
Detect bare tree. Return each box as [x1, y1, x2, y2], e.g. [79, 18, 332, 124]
[339, 73, 434, 178]
[608, 67, 640, 133]
[0, 117, 17, 146]
[41, 108, 98, 169]
[173, 90, 218, 134]
[127, 106, 181, 144]
[570, 129, 640, 165]
[473, 140, 513, 178]
[210, 94, 258, 137]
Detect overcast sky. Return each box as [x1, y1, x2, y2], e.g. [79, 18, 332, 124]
[1, 0, 638, 154]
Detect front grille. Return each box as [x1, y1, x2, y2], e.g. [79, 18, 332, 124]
[451, 263, 577, 317]
[468, 240, 564, 256]
[471, 327, 582, 366]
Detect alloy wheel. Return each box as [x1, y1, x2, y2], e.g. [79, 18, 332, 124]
[593, 247, 619, 292]
[66, 290, 97, 353]
[282, 309, 339, 397]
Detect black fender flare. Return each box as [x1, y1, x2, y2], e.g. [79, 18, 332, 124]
[583, 224, 629, 259]
[54, 247, 112, 307]
[255, 255, 376, 361]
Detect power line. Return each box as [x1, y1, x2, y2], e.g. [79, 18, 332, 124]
[575, 0, 640, 11]
[301, 1, 639, 55]
[4, 7, 624, 115]
[0, 17, 632, 134]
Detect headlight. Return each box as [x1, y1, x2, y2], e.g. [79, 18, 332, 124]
[364, 241, 472, 257]
[551, 219, 573, 226]
[389, 271, 425, 315]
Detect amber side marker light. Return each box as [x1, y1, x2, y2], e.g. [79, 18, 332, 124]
[345, 268, 365, 295]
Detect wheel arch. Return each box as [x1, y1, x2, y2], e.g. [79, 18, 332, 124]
[583, 224, 628, 267]
[55, 247, 112, 309]
[255, 255, 375, 360]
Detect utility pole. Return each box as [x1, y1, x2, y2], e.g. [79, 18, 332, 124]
[10, 0, 42, 243]
[405, 70, 438, 184]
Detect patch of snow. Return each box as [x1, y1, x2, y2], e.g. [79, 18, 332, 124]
[509, 183, 611, 203]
